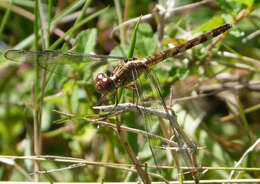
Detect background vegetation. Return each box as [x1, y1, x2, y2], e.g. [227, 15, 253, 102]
[0, 0, 260, 183]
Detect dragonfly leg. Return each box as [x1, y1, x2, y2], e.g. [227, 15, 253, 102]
[126, 84, 137, 104]
[124, 83, 136, 91]
[97, 90, 119, 120]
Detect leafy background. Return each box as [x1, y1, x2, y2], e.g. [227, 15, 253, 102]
[0, 0, 260, 183]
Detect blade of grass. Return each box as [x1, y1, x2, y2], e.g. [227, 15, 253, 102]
[128, 16, 141, 58]
[0, 0, 13, 39]
[1, 0, 34, 7]
[74, 0, 92, 25]
[117, 16, 141, 103]
[49, 6, 109, 50]
[114, 0, 125, 45]
[11, 0, 86, 49]
[237, 97, 252, 144]
[51, 0, 85, 26]
[62, 0, 92, 49]
[34, 1, 39, 51]
[39, 0, 48, 48]
[33, 0, 40, 181]
[37, 2, 53, 165]
[13, 35, 34, 49]
[38, 0, 52, 49]
[47, 0, 53, 48]
[37, 0, 53, 98]
[237, 96, 253, 167]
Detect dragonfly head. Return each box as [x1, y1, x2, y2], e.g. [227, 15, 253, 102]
[95, 73, 114, 94]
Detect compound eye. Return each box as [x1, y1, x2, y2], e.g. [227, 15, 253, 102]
[95, 73, 113, 94]
[95, 73, 105, 81]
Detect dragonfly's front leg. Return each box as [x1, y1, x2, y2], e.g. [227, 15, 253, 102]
[122, 83, 137, 104]
[96, 89, 119, 120]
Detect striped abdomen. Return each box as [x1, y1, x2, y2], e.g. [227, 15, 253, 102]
[145, 23, 232, 67]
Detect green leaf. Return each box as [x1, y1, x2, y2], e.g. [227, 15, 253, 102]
[135, 23, 156, 57]
[62, 81, 76, 94]
[195, 16, 224, 33]
[44, 94, 63, 104]
[109, 45, 129, 65]
[110, 45, 129, 57]
[222, 14, 234, 24]
[50, 7, 108, 50]
[229, 26, 245, 37]
[177, 67, 190, 80]
[128, 16, 141, 58]
[74, 28, 97, 54]
[216, 0, 234, 12]
[230, 0, 254, 6]
[216, 0, 246, 13]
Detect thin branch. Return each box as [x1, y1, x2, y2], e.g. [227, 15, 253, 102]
[0, 158, 33, 181]
[198, 81, 260, 94]
[53, 110, 178, 147]
[229, 138, 260, 179]
[0, 155, 169, 182]
[242, 29, 260, 43]
[0, 179, 260, 184]
[1, 155, 260, 171]
[216, 51, 260, 68]
[112, 0, 213, 33]
[93, 102, 174, 119]
[211, 61, 256, 72]
[115, 125, 153, 184]
[31, 163, 86, 175]
[1, 155, 260, 183]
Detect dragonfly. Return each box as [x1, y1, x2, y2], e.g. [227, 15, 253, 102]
[4, 23, 232, 181]
[4, 24, 232, 95]
[95, 24, 232, 94]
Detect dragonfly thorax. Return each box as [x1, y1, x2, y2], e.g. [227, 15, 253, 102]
[95, 73, 115, 94]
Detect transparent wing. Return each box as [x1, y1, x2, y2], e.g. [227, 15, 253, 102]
[145, 69, 201, 180]
[130, 64, 199, 179]
[4, 50, 127, 64]
[130, 67, 164, 175]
